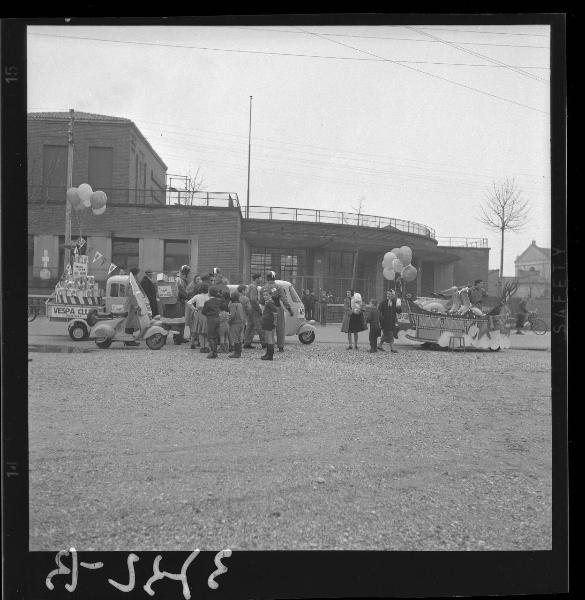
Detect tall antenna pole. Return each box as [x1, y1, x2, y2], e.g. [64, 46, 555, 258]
[64, 108, 75, 272]
[246, 95, 253, 219]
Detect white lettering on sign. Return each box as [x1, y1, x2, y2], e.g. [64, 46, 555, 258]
[48, 305, 91, 319]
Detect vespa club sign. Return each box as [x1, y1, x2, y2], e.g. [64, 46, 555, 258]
[47, 304, 92, 320]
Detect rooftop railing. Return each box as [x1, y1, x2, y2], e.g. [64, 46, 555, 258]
[435, 237, 489, 248]
[243, 205, 436, 239]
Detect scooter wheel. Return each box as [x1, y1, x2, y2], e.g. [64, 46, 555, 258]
[298, 330, 315, 344]
[146, 333, 166, 350]
[95, 338, 112, 349]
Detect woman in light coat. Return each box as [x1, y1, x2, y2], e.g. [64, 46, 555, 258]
[341, 289, 354, 348]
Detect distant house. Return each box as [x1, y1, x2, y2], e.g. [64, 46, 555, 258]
[514, 240, 551, 298]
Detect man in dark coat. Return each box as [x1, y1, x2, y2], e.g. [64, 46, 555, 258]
[378, 289, 401, 353]
[260, 271, 293, 352]
[138, 268, 159, 317]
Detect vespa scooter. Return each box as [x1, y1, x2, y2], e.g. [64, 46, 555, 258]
[88, 273, 169, 350]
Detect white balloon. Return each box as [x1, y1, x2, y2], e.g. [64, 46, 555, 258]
[92, 206, 106, 215]
[77, 183, 93, 204]
[391, 258, 403, 273]
[382, 267, 395, 281]
[382, 252, 397, 268]
[400, 246, 413, 265]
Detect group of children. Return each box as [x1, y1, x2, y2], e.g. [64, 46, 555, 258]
[187, 283, 286, 361]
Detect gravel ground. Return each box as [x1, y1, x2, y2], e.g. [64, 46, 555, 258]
[28, 342, 551, 551]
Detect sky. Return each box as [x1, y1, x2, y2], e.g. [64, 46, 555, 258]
[27, 22, 551, 275]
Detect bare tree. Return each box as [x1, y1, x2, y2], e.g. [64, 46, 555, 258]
[350, 196, 365, 290]
[478, 178, 529, 296]
[184, 167, 207, 206]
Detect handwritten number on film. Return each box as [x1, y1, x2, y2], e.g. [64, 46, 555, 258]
[46, 548, 232, 598]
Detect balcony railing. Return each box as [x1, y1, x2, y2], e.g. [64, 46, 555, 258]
[28, 186, 240, 209]
[435, 237, 489, 248]
[242, 205, 436, 239]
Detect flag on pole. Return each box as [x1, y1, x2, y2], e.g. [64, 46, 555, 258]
[107, 263, 118, 275]
[93, 250, 103, 263]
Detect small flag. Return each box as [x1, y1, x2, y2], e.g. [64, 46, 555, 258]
[107, 263, 118, 275]
[76, 237, 86, 248]
[93, 250, 103, 263]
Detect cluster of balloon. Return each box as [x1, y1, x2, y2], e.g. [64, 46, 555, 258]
[381, 245, 418, 282]
[66, 184, 108, 216]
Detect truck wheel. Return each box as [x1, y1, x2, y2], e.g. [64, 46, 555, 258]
[298, 330, 315, 344]
[95, 337, 112, 349]
[146, 333, 166, 350]
[69, 323, 88, 341]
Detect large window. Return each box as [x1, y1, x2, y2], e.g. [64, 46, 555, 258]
[328, 250, 355, 277]
[42, 145, 67, 201]
[111, 238, 139, 272]
[88, 147, 114, 200]
[164, 240, 190, 273]
[250, 248, 305, 283]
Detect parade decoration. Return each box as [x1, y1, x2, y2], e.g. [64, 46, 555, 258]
[398, 245, 413, 265]
[66, 187, 82, 210]
[77, 183, 93, 207]
[391, 258, 403, 273]
[401, 264, 418, 282]
[382, 267, 395, 281]
[382, 251, 397, 268]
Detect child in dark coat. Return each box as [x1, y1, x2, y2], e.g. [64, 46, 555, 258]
[228, 291, 246, 358]
[366, 298, 382, 353]
[260, 290, 279, 361]
[201, 289, 228, 358]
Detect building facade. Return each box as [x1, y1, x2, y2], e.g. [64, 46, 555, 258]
[28, 111, 490, 299]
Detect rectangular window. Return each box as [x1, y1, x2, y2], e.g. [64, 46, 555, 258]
[111, 237, 139, 272]
[109, 282, 126, 298]
[88, 147, 114, 200]
[250, 248, 305, 284]
[164, 240, 190, 273]
[42, 145, 67, 201]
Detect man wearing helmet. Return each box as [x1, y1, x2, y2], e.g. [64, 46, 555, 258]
[259, 270, 293, 352]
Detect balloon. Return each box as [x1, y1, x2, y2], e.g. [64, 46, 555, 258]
[66, 187, 81, 208]
[382, 267, 395, 281]
[90, 190, 107, 209]
[400, 246, 412, 265]
[401, 264, 418, 282]
[391, 258, 403, 273]
[77, 183, 93, 206]
[92, 206, 106, 215]
[382, 251, 397, 268]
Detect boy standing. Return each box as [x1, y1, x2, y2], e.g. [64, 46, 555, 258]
[260, 290, 279, 361]
[366, 298, 382, 353]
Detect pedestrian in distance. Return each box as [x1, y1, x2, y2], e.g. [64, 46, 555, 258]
[378, 289, 400, 353]
[243, 273, 265, 349]
[228, 291, 246, 358]
[201, 287, 228, 358]
[260, 290, 279, 361]
[366, 298, 382, 353]
[515, 297, 529, 334]
[341, 289, 354, 348]
[319, 290, 329, 327]
[347, 291, 367, 350]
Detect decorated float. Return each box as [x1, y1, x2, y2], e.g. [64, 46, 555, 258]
[44, 184, 111, 340]
[381, 247, 514, 351]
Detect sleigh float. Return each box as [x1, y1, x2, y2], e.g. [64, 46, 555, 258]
[397, 281, 517, 351]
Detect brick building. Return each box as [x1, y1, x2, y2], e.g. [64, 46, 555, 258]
[28, 111, 490, 299]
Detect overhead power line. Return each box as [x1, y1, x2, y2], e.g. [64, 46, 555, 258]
[415, 26, 550, 37]
[405, 26, 547, 83]
[295, 27, 549, 114]
[28, 32, 549, 70]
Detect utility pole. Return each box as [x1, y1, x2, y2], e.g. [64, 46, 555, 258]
[350, 197, 364, 290]
[64, 108, 75, 272]
[246, 96, 252, 219]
